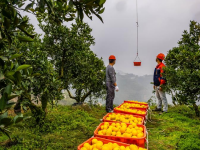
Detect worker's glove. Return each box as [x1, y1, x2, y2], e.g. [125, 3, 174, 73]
[115, 86, 119, 92]
[157, 86, 162, 91]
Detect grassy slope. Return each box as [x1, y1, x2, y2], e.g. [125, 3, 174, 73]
[147, 105, 200, 150]
[0, 105, 200, 150]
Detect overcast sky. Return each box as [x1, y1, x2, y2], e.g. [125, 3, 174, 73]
[27, 0, 200, 76]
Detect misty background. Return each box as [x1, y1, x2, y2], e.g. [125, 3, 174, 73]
[22, 0, 200, 105]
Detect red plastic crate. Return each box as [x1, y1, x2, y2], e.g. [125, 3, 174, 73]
[114, 106, 147, 120]
[103, 113, 144, 125]
[94, 122, 146, 148]
[134, 62, 141, 66]
[77, 137, 130, 150]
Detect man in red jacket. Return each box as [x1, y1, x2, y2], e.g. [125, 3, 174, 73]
[153, 53, 168, 113]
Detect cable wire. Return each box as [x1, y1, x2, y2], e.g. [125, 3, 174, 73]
[136, 0, 139, 56]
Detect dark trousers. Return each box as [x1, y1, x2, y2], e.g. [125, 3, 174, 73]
[106, 82, 115, 112]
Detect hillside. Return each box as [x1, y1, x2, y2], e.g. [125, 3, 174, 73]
[115, 72, 154, 105]
[0, 105, 200, 150]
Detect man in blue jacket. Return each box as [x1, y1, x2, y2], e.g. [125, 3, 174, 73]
[153, 53, 168, 113]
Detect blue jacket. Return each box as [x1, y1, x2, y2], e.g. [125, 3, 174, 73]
[153, 63, 166, 86]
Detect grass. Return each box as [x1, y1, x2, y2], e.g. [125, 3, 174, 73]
[147, 105, 200, 150]
[0, 105, 107, 150]
[0, 104, 200, 150]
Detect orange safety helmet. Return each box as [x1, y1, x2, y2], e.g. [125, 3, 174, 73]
[157, 53, 165, 60]
[109, 55, 116, 60]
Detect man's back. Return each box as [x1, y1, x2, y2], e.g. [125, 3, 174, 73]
[106, 65, 116, 83]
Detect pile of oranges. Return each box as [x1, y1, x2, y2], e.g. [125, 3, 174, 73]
[105, 113, 143, 125]
[81, 138, 147, 150]
[115, 107, 146, 115]
[119, 103, 147, 109]
[97, 122, 144, 138]
[125, 100, 148, 105]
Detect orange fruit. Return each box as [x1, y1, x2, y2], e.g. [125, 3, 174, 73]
[83, 143, 90, 149]
[137, 132, 144, 138]
[92, 139, 98, 145]
[120, 127, 126, 133]
[112, 143, 119, 149]
[130, 144, 138, 150]
[112, 132, 116, 136]
[96, 142, 103, 150]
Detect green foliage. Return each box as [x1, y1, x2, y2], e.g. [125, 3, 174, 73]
[147, 105, 200, 150]
[163, 21, 200, 116]
[176, 133, 200, 150]
[41, 21, 106, 103]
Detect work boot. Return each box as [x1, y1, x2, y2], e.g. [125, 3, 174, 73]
[153, 108, 162, 111]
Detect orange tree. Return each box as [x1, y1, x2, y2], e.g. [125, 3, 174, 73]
[41, 21, 106, 104]
[163, 21, 200, 117]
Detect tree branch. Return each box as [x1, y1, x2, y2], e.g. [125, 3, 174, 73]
[66, 89, 76, 99]
[81, 90, 92, 102]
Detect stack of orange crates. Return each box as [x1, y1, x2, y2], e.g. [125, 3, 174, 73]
[78, 100, 149, 150]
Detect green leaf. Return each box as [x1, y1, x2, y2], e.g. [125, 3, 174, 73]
[90, 8, 104, 23]
[0, 71, 4, 80]
[99, 7, 105, 14]
[14, 71, 22, 85]
[32, 73, 41, 76]
[0, 118, 13, 127]
[16, 64, 31, 71]
[5, 71, 15, 76]
[17, 36, 34, 42]
[25, 2, 34, 11]
[99, 0, 106, 5]
[69, 0, 73, 8]
[23, 116, 31, 120]
[6, 75, 16, 83]
[13, 114, 23, 124]
[2, 9, 11, 19]
[0, 112, 8, 121]
[0, 56, 8, 61]
[5, 84, 12, 95]
[64, 17, 74, 22]
[0, 95, 6, 111]
[45, 0, 54, 14]
[3, 18, 11, 29]
[10, 54, 23, 60]
[14, 16, 19, 26]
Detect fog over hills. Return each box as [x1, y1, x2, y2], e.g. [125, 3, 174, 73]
[112, 70, 172, 105]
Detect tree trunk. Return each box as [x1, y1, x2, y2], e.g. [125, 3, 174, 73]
[193, 103, 200, 117]
[60, 48, 67, 78]
[29, 102, 46, 125]
[14, 97, 21, 115]
[81, 90, 92, 103]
